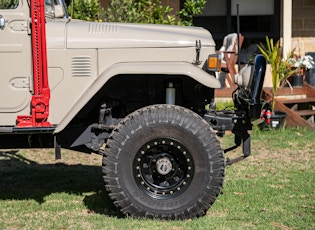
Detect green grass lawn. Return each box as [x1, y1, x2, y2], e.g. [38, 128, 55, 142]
[0, 128, 314, 229]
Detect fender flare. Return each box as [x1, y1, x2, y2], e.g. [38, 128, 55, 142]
[54, 61, 220, 133]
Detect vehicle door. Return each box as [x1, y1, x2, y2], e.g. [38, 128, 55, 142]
[0, 0, 32, 113]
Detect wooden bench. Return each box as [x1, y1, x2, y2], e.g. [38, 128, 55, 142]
[263, 83, 315, 129]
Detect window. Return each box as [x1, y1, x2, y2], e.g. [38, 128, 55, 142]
[0, 0, 19, 9]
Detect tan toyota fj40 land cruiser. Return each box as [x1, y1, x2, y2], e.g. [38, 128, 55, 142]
[0, 0, 266, 219]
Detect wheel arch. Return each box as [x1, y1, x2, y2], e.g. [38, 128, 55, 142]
[54, 62, 220, 134]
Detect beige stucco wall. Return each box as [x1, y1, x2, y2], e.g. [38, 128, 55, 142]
[291, 37, 315, 55]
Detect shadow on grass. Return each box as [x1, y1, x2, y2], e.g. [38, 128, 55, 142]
[0, 150, 123, 218]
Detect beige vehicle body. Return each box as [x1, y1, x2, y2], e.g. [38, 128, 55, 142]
[0, 0, 220, 131]
[0, 0, 267, 220]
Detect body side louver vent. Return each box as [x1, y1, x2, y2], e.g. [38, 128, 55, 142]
[88, 23, 118, 34]
[71, 56, 92, 77]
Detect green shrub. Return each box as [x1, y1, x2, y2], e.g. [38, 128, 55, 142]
[68, 0, 105, 21]
[105, 0, 206, 25]
[105, 0, 176, 24]
[0, 0, 19, 9]
[67, 0, 207, 26]
[177, 0, 207, 26]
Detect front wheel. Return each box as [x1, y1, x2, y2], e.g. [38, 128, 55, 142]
[102, 104, 225, 220]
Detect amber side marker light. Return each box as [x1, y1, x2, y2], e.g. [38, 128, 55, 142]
[207, 54, 221, 72]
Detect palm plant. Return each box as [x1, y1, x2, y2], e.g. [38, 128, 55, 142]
[257, 36, 295, 112]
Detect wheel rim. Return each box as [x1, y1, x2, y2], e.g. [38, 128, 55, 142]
[133, 138, 194, 199]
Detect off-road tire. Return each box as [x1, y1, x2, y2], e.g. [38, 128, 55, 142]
[102, 104, 225, 220]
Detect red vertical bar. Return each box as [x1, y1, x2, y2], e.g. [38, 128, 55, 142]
[39, 0, 49, 90]
[16, 0, 51, 127]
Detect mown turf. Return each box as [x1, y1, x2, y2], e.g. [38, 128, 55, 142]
[0, 128, 314, 229]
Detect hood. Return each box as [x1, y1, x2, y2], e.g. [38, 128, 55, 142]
[66, 20, 215, 49]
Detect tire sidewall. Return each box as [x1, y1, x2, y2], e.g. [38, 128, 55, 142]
[113, 107, 223, 214]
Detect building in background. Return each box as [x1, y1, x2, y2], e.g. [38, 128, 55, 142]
[194, 0, 279, 47]
[195, 0, 314, 56]
[100, 0, 315, 56]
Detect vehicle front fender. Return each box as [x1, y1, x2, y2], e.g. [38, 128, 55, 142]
[54, 61, 220, 133]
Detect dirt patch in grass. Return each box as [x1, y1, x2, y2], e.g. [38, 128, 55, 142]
[221, 128, 315, 172]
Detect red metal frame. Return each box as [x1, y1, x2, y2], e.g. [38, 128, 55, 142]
[16, 0, 51, 127]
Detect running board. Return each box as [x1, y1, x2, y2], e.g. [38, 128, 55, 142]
[0, 126, 55, 134]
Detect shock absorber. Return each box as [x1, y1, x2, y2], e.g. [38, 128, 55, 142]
[166, 82, 175, 105]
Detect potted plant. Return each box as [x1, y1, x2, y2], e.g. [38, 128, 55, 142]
[257, 36, 295, 111]
[288, 54, 314, 87]
[257, 36, 295, 129]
